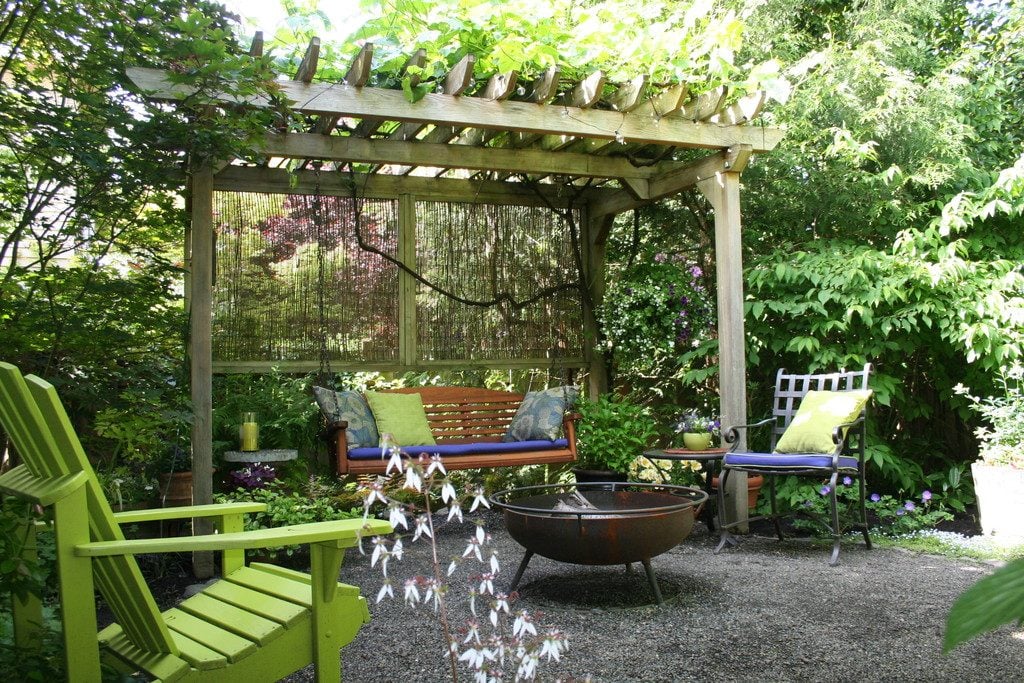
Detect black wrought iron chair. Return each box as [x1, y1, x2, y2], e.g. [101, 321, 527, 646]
[714, 364, 873, 565]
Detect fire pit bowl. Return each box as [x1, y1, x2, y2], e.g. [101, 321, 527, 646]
[489, 482, 707, 605]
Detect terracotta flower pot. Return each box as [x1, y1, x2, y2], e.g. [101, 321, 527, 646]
[711, 474, 764, 509]
[158, 471, 193, 508]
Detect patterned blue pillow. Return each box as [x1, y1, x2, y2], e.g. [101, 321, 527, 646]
[503, 386, 579, 442]
[313, 386, 380, 449]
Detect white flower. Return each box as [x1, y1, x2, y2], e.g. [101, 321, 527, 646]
[539, 631, 566, 661]
[423, 577, 442, 611]
[458, 647, 487, 669]
[463, 536, 483, 562]
[385, 446, 404, 475]
[388, 502, 409, 530]
[361, 478, 387, 508]
[489, 551, 500, 574]
[479, 572, 495, 596]
[516, 652, 539, 680]
[404, 465, 423, 492]
[370, 536, 387, 568]
[426, 454, 447, 476]
[493, 593, 510, 617]
[390, 537, 404, 561]
[413, 514, 433, 541]
[403, 578, 421, 606]
[447, 501, 463, 523]
[375, 580, 394, 603]
[513, 611, 537, 638]
[469, 486, 490, 512]
[441, 479, 457, 504]
[464, 618, 481, 645]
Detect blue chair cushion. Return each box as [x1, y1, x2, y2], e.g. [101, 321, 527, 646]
[349, 439, 569, 460]
[723, 452, 860, 471]
[314, 386, 379, 448]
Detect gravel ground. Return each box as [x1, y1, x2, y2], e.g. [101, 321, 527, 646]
[276, 509, 1024, 683]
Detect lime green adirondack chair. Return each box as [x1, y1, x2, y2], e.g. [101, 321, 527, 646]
[0, 362, 392, 682]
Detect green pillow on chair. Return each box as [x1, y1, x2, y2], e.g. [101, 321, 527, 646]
[364, 391, 436, 447]
[774, 389, 873, 454]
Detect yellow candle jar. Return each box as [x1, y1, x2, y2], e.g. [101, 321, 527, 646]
[239, 411, 259, 451]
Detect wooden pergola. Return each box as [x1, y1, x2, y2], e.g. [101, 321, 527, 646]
[128, 35, 783, 567]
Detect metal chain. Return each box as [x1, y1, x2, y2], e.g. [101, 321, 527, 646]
[312, 163, 333, 386]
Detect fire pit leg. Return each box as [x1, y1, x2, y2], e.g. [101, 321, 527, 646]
[641, 559, 664, 606]
[509, 550, 534, 592]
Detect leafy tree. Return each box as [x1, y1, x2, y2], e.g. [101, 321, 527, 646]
[0, 0, 277, 462]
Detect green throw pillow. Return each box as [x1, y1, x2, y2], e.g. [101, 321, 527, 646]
[364, 391, 436, 447]
[773, 389, 873, 454]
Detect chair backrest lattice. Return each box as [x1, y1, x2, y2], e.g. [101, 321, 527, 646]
[768, 364, 872, 448]
[0, 362, 178, 657]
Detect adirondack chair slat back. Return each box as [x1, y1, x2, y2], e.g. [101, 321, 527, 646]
[0, 363, 177, 656]
[769, 365, 872, 447]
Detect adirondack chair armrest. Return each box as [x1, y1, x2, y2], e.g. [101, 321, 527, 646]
[722, 416, 775, 447]
[76, 517, 393, 557]
[112, 501, 268, 524]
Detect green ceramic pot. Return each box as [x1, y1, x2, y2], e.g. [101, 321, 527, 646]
[681, 432, 713, 450]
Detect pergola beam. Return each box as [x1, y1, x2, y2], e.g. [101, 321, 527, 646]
[588, 146, 752, 219]
[127, 67, 785, 152]
[211, 165, 609, 207]
[258, 132, 672, 179]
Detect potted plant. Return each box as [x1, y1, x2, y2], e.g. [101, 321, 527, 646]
[673, 410, 763, 508]
[574, 393, 658, 482]
[955, 364, 1024, 538]
[674, 411, 721, 451]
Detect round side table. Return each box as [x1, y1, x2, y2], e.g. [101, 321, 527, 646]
[643, 447, 727, 532]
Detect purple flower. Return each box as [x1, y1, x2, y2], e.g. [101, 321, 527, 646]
[904, 501, 916, 511]
[819, 485, 831, 496]
[654, 253, 667, 263]
[229, 462, 277, 490]
[921, 490, 932, 502]
[690, 266, 703, 277]
[896, 508, 905, 516]
[870, 493, 881, 502]
[842, 476, 853, 486]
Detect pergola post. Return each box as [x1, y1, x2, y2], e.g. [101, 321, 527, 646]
[189, 164, 215, 578]
[584, 212, 613, 397]
[698, 171, 748, 529]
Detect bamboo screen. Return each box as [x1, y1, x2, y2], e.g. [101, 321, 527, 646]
[213, 192, 399, 364]
[415, 201, 584, 363]
[211, 192, 585, 367]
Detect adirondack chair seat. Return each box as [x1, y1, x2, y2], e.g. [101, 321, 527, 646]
[0, 362, 392, 682]
[96, 561, 370, 678]
[721, 452, 861, 470]
[347, 438, 570, 460]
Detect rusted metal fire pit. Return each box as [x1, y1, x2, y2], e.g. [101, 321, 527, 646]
[489, 482, 707, 605]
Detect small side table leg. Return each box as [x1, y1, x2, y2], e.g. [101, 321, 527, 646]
[702, 460, 718, 532]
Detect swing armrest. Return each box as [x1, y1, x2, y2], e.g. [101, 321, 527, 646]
[325, 419, 349, 445]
